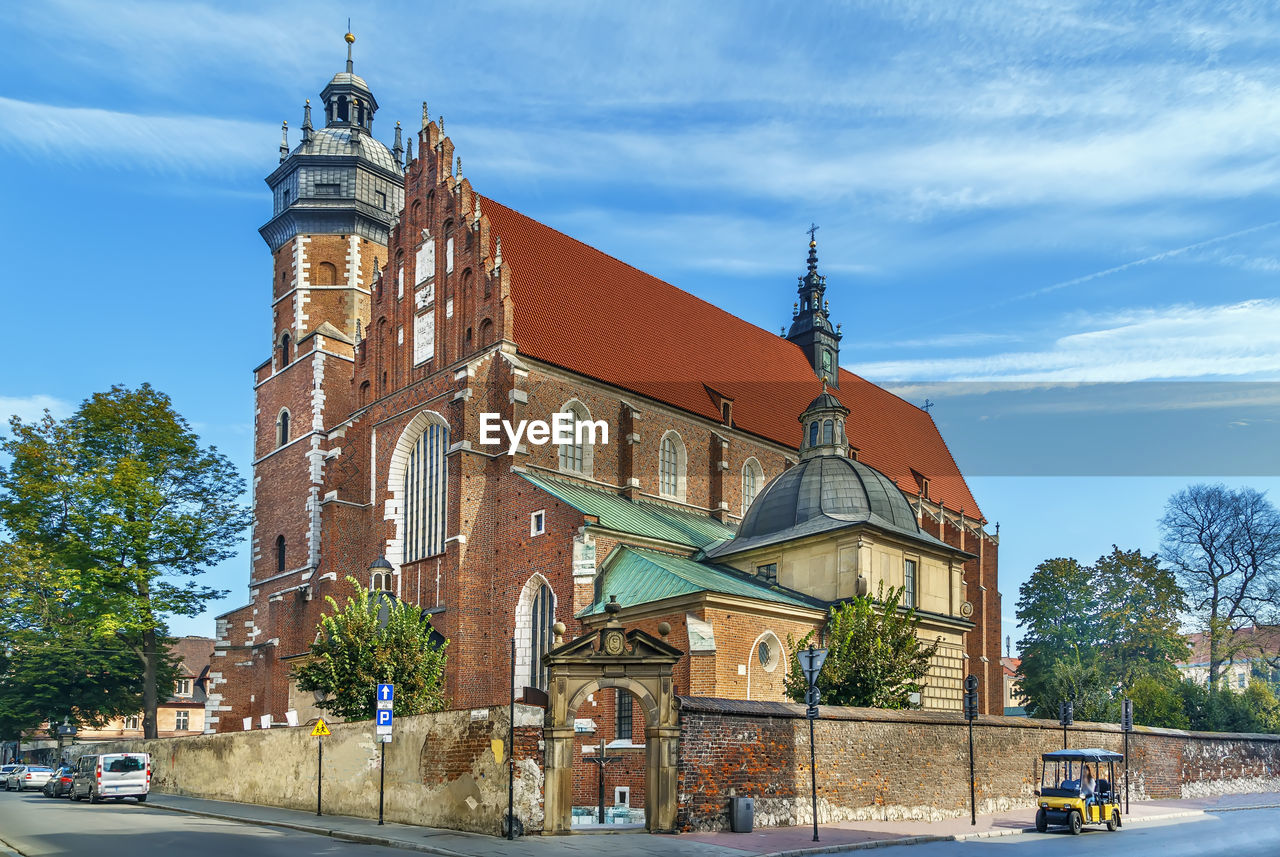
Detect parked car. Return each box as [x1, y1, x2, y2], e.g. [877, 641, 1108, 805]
[5, 765, 54, 791]
[42, 765, 76, 798]
[0, 765, 21, 789]
[70, 753, 150, 803]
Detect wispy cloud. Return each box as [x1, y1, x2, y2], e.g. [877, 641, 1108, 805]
[0, 395, 73, 424]
[855, 300, 1280, 383]
[0, 97, 273, 174]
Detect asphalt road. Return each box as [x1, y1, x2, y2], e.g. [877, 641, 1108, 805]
[1, 787, 1278, 857]
[0, 790, 405, 857]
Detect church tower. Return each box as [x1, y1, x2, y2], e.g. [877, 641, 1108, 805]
[247, 31, 405, 665]
[786, 234, 842, 386]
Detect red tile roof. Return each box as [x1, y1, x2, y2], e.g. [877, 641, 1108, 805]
[1181, 627, 1280, 665]
[482, 198, 982, 518]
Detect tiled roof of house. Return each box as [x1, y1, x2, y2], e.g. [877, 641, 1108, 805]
[482, 198, 981, 518]
[1179, 626, 1280, 666]
[577, 546, 824, 618]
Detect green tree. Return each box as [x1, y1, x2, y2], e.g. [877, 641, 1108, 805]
[1094, 547, 1189, 689]
[784, 584, 937, 709]
[1015, 557, 1102, 718]
[293, 578, 449, 720]
[0, 385, 248, 738]
[1126, 675, 1189, 730]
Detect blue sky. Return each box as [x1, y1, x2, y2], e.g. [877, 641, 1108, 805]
[5, 1, 1280, 655]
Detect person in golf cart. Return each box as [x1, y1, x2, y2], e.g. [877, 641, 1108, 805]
[1036, 748, 1124, 835]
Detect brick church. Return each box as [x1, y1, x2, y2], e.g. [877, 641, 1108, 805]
[208, 36, 1003, 733]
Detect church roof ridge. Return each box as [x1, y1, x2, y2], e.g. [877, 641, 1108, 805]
[478, 196, 982, 519]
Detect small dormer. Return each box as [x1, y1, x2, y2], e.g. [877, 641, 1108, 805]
[798, 385, 850, 461]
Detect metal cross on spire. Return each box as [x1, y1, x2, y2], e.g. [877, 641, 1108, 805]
[922, 398, 935, 413]
[807, 223, 820, 243]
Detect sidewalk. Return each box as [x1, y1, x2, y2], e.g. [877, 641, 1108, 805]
[142, 791, 1280, 857]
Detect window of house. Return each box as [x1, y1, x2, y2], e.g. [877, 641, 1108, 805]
[404, 420, 449, 561]
[557, 402, 592, 475]
[756, 563, 778, 584]
[275, 535, 286, 573]
[721, 401, 732, 425]
[174, 710, 190, 731]
[124, 716, 140, 730]
[659, 432, 686, 500]
[616, 690, 632, 741]
[279, 333, 291, 368]
[376, 190, 387, 210]
[742, 459, 763, 513]
[175, 679, 193, 696]
[904, 559, 917, 608]
[530, 510, 545, 536]
[529, 582, 554, 689]
[277, 409, 290, 447]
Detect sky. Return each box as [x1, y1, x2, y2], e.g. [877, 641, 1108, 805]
[4, 0, 1280, 655]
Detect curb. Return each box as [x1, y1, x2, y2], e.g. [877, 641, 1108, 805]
[141, 800, 473, 857]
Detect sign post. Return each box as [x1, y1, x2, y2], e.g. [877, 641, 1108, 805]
[1121, 698, 1133, 815]
[1058, 701, 1073, 750]
[310, 717, 330, 816]
[797, 644, 828, 843]
[964, 675, 979, 826]
[376, 684, 394, 826]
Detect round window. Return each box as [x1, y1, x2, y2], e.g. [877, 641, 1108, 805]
[758, 640, 771, 666]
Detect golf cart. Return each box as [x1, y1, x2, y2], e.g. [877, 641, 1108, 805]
[1035, 748, 1124, 835]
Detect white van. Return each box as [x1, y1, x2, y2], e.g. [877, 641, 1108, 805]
[70, 753, 150, 803]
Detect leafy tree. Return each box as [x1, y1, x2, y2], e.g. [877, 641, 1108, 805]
[0, 385, 248, 737]
[1094, 547, 1188, 689]
[784, 584, 937, 709]
[1126, 675, 1189, 730]
[293, 578, 449, 720]
[1160, 485, 1280, 691]
[1015, 557, 1102, 718]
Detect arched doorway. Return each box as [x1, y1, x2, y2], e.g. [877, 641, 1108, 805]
[542, 599, 682, 833]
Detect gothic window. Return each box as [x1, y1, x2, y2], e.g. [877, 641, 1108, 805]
[315, 261, 338, 285]
[275, 535, 286, 573]
[616, 690, 633, 741]
[279, 333, 291, 368]
[359, 381, 370, 408]
[479, 318, 493, 346]
[659, 431, 687, 501]
[904, 559, 917, 608]
[557, 401, 593, 477]
[808, 421, 819, 448]
[528, 582, 555, 689]
[277, 409, 290, 447]
[403, 419, 449, 562]
[822, 419, 834, 445]
[741, 458, 763, 513]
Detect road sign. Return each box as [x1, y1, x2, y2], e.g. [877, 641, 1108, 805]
[311, 718, 331, 737]
[1059, 700, 1074, 727]
[377, 683, 394, 702]
[1121, 699, 1134, 732]
[806, 705, 819, 719]
[376, 708, 393, 735]
[797, 646, 828, 688]
[963, 674, 979, 721]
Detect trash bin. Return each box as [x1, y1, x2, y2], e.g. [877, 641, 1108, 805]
[729, 796, 755, 832]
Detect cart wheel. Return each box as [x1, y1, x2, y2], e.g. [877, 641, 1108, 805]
[1036, 809, 1048, 833]
[1107, 809, 1120, 831]
[1068, 810, 1083, 835]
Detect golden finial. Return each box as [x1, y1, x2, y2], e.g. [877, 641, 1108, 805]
[345, 31, 356, 44]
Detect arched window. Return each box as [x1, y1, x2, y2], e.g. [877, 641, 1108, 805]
[277, 409, 290, 447]
[659, 431, 687, 500]
[359, 381, 370, 408]
[557, 401, 594, 476]
[279, 333, 291, 368]
[808, 421, 819, 448]
[275, 535, 286, 573]
[528, 581, 555, 689]
[370, 571, 393, 592]
[741, 458, 764, 514]
[403, 417, 449, 562]
[822, 419, 834, 445]
[314, 261, 337, 285]
[479, 318, 493, 346]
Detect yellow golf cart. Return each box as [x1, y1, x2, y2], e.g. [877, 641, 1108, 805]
[1035, 748, 1124, 835]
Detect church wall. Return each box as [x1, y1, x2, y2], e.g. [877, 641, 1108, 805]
[698, 608, 819, 701]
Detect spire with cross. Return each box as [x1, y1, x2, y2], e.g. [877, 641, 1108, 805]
[786, 223, 843, 387]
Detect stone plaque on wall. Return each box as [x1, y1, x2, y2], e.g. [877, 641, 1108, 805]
[415, 238, 435, 285]
[414, 309, 435, 365]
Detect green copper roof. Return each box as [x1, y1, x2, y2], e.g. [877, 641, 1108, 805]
[517, 471, 736, 548]
[578, 546, 823, 617]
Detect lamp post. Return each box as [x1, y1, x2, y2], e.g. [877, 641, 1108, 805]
[1121, 699, 1133, 815]
[964, 675, 979, 825]
[798, 644, 829, 843]
[1058, 701, 1073, 750]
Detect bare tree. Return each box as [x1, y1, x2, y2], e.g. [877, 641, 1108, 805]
[1160, 485, 1280, 691]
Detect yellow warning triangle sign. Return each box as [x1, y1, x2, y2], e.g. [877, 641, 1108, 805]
[311, 718, 331, 737]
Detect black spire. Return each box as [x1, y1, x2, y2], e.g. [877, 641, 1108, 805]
[786, 226, 842, 386]
[393, 121, 404, 168]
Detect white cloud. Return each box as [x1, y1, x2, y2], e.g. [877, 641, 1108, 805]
[0, 97, 274, 174]
[0, 395, 73, 424]
[854, 299, 1280, 383]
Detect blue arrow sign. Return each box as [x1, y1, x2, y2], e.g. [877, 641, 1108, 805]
[376, 709, 393, 727]
[377, 683, 394, 702]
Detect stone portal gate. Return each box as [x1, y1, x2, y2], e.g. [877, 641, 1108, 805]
[542, 601, 682, 833]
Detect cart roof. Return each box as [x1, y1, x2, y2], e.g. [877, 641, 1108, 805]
[1041, 748, 1124, 763]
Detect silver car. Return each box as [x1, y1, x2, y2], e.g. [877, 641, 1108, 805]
[5, 765, 54, 791]
[0, 764, 20, 788]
